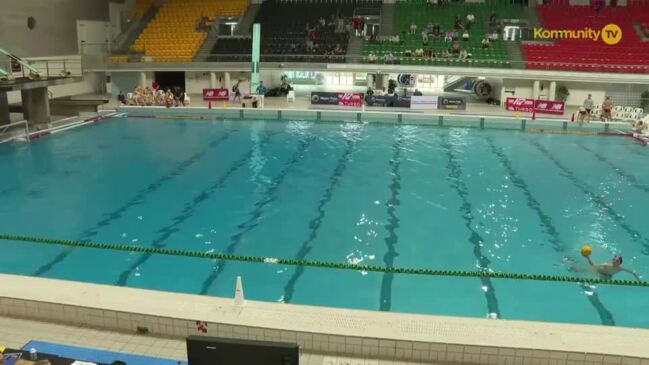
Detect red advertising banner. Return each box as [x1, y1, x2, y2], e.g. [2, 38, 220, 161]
[505, 97, 565, 115]
[337, 93, 364, 107]
[506, 97, 535, 113]
[533, 99, 565, 115]
[203, 88, 229, 101]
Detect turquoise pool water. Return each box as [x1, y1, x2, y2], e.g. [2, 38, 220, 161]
[1, 117, 648, 328]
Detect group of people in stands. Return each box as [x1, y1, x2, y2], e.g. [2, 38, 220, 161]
[367, 9, 502, 64]
[117, 84, 189, 107]
[303, 12, 350, 56]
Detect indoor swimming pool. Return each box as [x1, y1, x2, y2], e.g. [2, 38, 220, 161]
[1, 116, 648, 328]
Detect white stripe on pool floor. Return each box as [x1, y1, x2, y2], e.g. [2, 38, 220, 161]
[0, 316, 437, 365]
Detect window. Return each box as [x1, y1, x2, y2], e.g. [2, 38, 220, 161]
[325, 72, 354, 86]
[416, 74, 439, 89]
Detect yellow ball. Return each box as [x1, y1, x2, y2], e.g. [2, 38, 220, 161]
[581, 245, 593, 257]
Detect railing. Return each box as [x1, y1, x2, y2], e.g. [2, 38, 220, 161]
[0, 120, 30, 144]
[101, 52, 649, 73]
[25, 58, 83, 78]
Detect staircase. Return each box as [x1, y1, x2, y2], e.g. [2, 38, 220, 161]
[112, 3, 162, 54]
[523, 5, 542, 30]
[236, 4, 261, 36]
[506, 41, 526, 69]
[443, 76, 472, 92]
[346, 36, 363, 63]
[195, 30, 219, 62]
[379, 3, 395, 36]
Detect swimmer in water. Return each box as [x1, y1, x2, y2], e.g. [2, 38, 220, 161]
[582, 253, 641, 281]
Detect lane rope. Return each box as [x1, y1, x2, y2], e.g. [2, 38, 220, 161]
[0, 233, 646, 287]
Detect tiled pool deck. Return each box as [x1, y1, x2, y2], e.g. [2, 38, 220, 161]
[0, 274, 647, 365]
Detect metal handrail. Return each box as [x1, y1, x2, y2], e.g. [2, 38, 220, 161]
[0, 47, 40, 74]
[0, 120, 30, 144]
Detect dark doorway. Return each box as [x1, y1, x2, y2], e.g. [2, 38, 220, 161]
[154, 72, 185, 92]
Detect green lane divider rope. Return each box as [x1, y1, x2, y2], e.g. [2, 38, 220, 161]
[0, 233, 646, 287]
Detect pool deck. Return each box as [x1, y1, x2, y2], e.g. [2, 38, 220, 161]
[0, 274, 647, 364]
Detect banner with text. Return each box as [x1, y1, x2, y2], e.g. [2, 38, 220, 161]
[365, 95, 411, 108]
[506, 97, 565, 115]
[311, 92, 364, 107]
[203, 88, 229, 101]
[410, 96, 439, 110]
[438, 96, 466, 110]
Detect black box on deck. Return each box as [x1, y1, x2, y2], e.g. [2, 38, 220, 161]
[186, 335, 299, 365]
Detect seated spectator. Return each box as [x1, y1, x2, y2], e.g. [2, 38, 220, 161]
[410, 22, 417, 35]
[393, 34, 401, 44]
[426, 22, 434, 33]
[481, 37, 490, 49]
[427, 49, 436, 59]
[117, 91, 126, 105]
[427, 0, 438, 6]
[442, 49, 451, 58]
[454, 15, 463, 31]
[334, 44, 344, 55]
[422, 32, 429, 46]
[459, 49, 468, 59]
[462, 30, 470, 40]
[368, 52, 377, 63]
[384, 52, 395, 64]
[633, 120, 648, 134]
[466, 13, 475, 30]
[404, 48, 413, 57]
[432, 24, 441, 39]
[489, 11, 497, 26]
[489, 31, 499, 42]
[413, 89, 423, 96]
[415, 48, 424, 57]
[452, 40, 460, 53]
[319, 16, 326, 27]
[444, 32, 453, 42]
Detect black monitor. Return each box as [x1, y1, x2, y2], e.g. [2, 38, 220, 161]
[186, 335, 299, 365]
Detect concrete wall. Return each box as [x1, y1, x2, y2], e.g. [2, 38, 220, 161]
[6, 72, 106, 105]
[0, 0, 109, 57]
[185, 72, 212, 95]
[501, 79, 609, 107]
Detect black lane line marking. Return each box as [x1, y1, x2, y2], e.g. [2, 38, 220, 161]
[33, 129, 240, 277]
[282, 139, 355, 304]
[379, 128, 403, 311]
[441, 134, 501, 317]
[577, 142, 649, 195]
[487, 138, 615, 326]
[199, 136, 316, 295]
[531, 139, 649, 256]
[114, 131, 279, 286]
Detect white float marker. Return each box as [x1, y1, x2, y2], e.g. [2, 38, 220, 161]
[234, 276, 246, 306]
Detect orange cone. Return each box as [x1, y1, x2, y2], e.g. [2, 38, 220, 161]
[532, 109, 536, 120]
[208, 101, 212, 109]
[570, 113, 575, 122]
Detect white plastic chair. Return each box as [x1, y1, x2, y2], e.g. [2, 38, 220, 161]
[286, 90, 295, 103]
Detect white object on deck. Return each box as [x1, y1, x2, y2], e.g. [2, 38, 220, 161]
[287, 90, 296, 103]
[234, 276, 246, 306]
